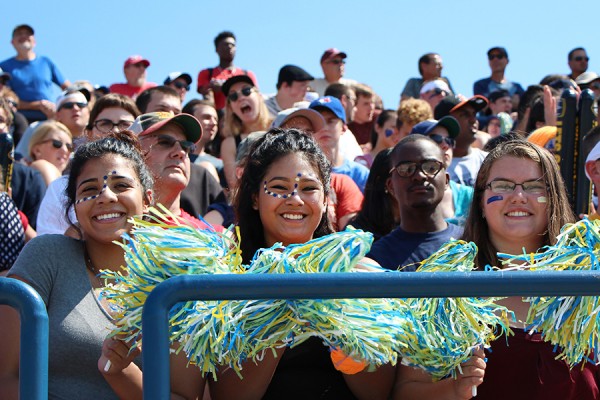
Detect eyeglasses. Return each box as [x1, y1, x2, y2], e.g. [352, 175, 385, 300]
[390, 160, 444, 178]
[327, 59, 346, 65]
[93, 119, 134, 133]
[488, 54, 505, 60]
[59, 102, 86, 111]
[150, 134, 196, 154]
[573, 56, 590, 62]
[227, 86, 254, 102]
[485, 179, 547, 194]
[41, 139, 73, 152]
[172, 81, 190, 91]
[428, 134, 455, 148]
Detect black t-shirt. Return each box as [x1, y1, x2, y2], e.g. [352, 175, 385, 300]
[180, 163, 225, 219]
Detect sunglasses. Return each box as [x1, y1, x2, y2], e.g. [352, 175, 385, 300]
[327, 59, 346, 65]
[151, 134, 196, 154]
[591, 82, 600, 90]
[228, 86, 254, 102]
[59, 102, 86, 111]
[94, 119, 134, 133]
[573, 56, 590, 62]
[428, 134, 456, 148]
[488, 54, 505, 60]
[172, 81, 190, 91]
[42, 139, 74, 151]
[390, 160, 444, 178]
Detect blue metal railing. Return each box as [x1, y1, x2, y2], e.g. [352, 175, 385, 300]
[141, 271, 600, 399]
[0, 277, 49, 400]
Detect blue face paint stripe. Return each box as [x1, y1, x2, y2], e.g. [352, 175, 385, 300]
[75, 170, 118, 204]
[263, 173, 302, 199]
[487, 195, 504, 204]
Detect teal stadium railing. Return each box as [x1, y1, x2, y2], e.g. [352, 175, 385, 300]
[3, 271, 600, 399]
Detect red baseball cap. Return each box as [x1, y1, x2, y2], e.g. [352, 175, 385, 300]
[124, 55, 150, 69]
[320, 48, 347, 63]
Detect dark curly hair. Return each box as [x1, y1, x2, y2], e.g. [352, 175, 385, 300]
[65, 130, 153, 230]
[233, 128, 333, 263]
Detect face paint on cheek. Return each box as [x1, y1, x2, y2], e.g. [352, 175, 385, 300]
[75, 170, 117, 204]
[263, 173, 302, 199]
[486, 195, 504, 204]
[385, 129, 394, 137]
[537, 196, 547, 203]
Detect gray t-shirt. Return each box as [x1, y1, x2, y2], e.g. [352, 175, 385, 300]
[9, 235, 130, 399]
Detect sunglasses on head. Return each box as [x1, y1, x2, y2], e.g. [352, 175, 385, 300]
[172, 81, 190, 91]
[573, 56, 590, 62]
[428, 134, 455, 148]
[42, 139, 73, 151]
[228, 86, 254, 102]
[59, 102, 86, 111]
[488, 54, 505, 60]
[151, 134, 196, 154]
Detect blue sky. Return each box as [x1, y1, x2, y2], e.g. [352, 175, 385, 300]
[3, 0, 600, 109]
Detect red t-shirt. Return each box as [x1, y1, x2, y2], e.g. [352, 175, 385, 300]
[109, 82, 157, 100]
[328, 173, 364, 231]
[179, 209, 224, 232]
[196, 67, 258, 110]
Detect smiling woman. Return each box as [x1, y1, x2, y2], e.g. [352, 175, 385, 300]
[206, 128, 395, 400]
[0, 130, 156, 399]
[27, 120, 72, 185]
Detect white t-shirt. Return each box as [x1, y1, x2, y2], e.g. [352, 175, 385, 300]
[448, 147, 488, 187]
[36, 175, 75, 235]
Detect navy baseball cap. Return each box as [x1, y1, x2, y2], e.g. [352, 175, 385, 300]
[308, 96, 346, 123]
[410, 116, 460, 139]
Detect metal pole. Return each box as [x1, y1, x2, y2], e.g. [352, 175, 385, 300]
[0, 277, 49, 400]
[142, 271, 600, 399]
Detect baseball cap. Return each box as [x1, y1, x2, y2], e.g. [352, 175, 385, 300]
[0, 67, 10, 81]
[487, 47, 508, 59]
[321, 48, 347, 63]
[124, 55, 150, 69]
[55, 87, 91, 110]
[130, 112, 202, 143]
[488, 90, 511, 103]
[309, 96, 346, 123]
[271, 107, 325, 131]
[420, 79, 451, 95]
[164, 72, 192, 86]
[434, 95, 489, 119]
[222, 75, 255, 97]
[12, 24, 34, 37]
[277, 65, 314, 87]
[576, 71, 600, 86]
[410, 116, 460, 139]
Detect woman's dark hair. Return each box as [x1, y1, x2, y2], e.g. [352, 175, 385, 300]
[349, 148, 398, 240]
[462, 140, 576, 269]
[233, 128, 333, 263]
[85, 93, 140, 131]
[65, 130, 153, 230]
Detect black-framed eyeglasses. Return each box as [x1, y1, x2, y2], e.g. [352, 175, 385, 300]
[93, 119, 134, 133]
[488, 54, 505, 60]
[41, 139, 73, 151]
[485, 178, 547, 194]
[390, 160, 444, 178]
[228, 86, 254, 102]
[428, 134, 455, 149]
[59, 102, 86, 111]
[172, 81, 190, 91]
[150, 134, 196, 155]
[573, 56, 590, 62]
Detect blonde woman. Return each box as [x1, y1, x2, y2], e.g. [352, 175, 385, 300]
[28, 120, 73, 185]
[220, 75, 272, 189]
